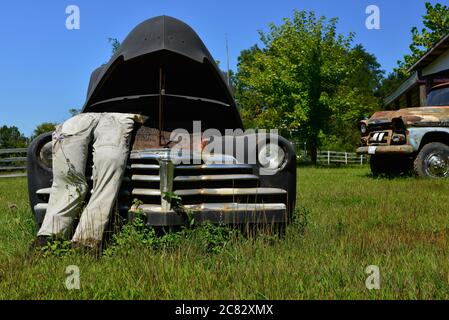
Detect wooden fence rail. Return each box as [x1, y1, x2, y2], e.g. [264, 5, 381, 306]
[0, 148, 27, 178]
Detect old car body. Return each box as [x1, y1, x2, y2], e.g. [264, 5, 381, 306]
[27, 16, 297, 228]
[357, 83, 449, 178]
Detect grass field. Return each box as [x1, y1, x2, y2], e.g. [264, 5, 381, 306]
[1, 166, 449, 299]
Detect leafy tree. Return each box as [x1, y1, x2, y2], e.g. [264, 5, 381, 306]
[397, 2, 449, 73]
[68, 108, 81, 117]
[0, 126, 28, 149]
[108, 38, 121, 56]
[322, 45, 383, 150]
[377, 72, 409, 109]
[235, 10, 381, 161]
[32, 122, 58, 140]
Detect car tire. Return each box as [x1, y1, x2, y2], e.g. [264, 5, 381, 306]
[414, 142, 449, 178]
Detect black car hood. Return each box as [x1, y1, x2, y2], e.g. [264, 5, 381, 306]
[82, 15, 243, 131]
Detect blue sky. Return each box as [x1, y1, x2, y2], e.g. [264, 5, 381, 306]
[0, 0, 446, 136]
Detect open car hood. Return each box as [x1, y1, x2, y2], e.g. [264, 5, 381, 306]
[82, 15, 243, 131]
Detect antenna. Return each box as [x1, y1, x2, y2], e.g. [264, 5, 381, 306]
[225, 33, 230, 86]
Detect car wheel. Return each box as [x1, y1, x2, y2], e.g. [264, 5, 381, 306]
[414, 142, 449, 178]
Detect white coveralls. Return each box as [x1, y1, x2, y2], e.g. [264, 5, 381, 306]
[37, 112, 142, 246]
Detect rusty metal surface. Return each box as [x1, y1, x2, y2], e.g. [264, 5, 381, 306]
[368, 106, 449, 127]
[360, 104, 449, 154]
[356, 145, 414, 155]
[132, 127, 173, 150]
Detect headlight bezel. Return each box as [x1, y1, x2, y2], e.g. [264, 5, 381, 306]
[360, 123, 368, 136]
[257, 141, 288, 173]
[38, 141, 53, 170]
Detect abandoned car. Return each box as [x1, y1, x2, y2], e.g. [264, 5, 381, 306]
[27, 16, 297, 229]
[357, 82, 449, 178]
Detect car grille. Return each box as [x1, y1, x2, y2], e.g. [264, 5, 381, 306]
[34, 149, 288, 225]
[127, 150, 288, 214]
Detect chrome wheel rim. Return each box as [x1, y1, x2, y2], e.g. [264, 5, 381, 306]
[425, 153, 449, 178]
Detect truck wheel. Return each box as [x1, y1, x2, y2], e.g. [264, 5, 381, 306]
[414, 142, 449, 178]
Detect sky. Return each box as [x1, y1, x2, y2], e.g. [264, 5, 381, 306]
[0, 0, 446, 136]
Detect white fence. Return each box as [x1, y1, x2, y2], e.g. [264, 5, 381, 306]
[0, 146, 367, 179]
[316, 150, 367, 165]
[295, 148, 368, 165]
[0, 148, 27, 178]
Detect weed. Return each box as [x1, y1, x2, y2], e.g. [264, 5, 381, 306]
[292, 206, 310, 235]
[38, 239, 73, 258]
[2, 167, 449, 299]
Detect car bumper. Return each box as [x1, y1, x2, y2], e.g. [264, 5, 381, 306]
[130, 203, 288, 226]
[356, 145, 414, 155]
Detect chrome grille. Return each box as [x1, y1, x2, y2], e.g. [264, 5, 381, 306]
[34, 149, 288, 223]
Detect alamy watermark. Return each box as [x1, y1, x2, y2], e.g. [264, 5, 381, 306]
[66, 5, 80, 30]
[365, 265, 380, 290]
[365, 5, 380, 30]
[168, 121, 283, 176]
[65, 265, 80, 290]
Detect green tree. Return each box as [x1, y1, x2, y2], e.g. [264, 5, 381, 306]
[321, 45, 383, 150]
[397, 2, 449, 73]
[235, 10, 381, 162]
[32, 122, 58, 140]
[0, 126, 28, 149]
[108, 38, 121, 56]
[377, 72, 409, 109]
[68, 108, 81, 117]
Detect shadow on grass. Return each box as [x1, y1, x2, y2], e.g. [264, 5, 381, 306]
[362, 171, 416, 180]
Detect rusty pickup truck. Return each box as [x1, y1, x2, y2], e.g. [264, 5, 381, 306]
[357, 83, 449, 178]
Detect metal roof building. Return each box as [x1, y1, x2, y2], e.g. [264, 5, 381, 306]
[385, 33, 449, 109]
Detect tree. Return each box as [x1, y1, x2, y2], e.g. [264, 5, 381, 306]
[377, 72, 409, 109]
[108, 38, 121, 56]
[322, 45, 383, 150]
[69, 108, 81, 117]
[32, 122, 58, 140]
[0, 126, 28, 149]
[397, 2, 449, 73]
[235, 10, 381, 162]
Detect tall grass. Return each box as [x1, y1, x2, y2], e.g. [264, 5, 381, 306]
[0, 167, 448, 299]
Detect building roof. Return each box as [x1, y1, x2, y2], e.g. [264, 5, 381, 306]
[408, 32, 449, 73]
[384, 32, 449, 107]
[383, 72, 420, 106]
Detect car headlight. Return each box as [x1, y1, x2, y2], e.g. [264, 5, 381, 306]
[39, 141, 53, 169]
[258, 143, 286, 171]
[360, 123, 368, 135]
